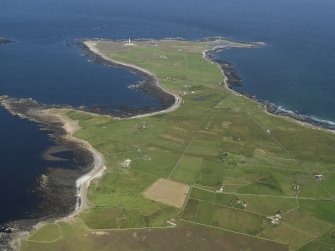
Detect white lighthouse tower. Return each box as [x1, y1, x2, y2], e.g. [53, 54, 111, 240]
[124, 38, 135, 46]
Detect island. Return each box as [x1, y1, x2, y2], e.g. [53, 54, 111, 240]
[6, 39, 335, 251]
[0, 38, 12, 44]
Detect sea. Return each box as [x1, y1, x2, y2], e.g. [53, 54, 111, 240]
[1, 0, 335, 226]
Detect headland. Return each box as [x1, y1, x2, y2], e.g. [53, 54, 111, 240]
[2, 38, 335, 251]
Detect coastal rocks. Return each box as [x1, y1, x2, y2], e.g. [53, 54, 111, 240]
[0, 96, 94, 248]
[266, 103, 335, 130]
[33, 167, 79, 217]
[205, 53, 243, 88]
[204, 46, 335, 132]
[0, 233, 12, 251]
[0, 38, 12, 45]
[128, 82, 144, 90]
[78, 41, 176, 116]
[218, 61, 243, 87]
[0, 225, 12, 234]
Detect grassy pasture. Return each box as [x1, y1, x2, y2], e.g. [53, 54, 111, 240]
[212, 205, 265, 235]
[27, 224, 61, 242]
[22, 39, 335, 251]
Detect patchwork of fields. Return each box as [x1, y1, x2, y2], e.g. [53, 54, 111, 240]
[22, 39, 335, 251]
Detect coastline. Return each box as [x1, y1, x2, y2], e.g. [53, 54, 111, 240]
[3, 107, 105, 250]
[203, 48, 335, 135]
[0, 102, 99, 249]
[82, 41, 182, 119]
[3, 38, 334, 249]
[1, 39, 183, 250]
[40, 109, 106, 217]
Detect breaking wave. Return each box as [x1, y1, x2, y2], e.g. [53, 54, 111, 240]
[266, 103, 335, 130]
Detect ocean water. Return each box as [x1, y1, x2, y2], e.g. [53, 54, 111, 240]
[1, 0, 335, 225]
[213, 2, 335, 124]
[0, 107, 52, 224]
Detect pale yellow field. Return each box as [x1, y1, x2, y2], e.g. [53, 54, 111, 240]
[143, 178, 190, 208]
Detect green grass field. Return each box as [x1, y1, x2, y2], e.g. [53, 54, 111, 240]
[21, 39, 335, 251]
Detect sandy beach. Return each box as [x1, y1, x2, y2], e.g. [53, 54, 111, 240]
[8, 108, 106, 250]
[83, 41, 182, 119]
[6, 38, 333, 250]
[8, 40, 184, 249]
[41, 109, 106, 217]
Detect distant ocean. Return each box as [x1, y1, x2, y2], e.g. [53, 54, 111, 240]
[1, 0, 335, 225]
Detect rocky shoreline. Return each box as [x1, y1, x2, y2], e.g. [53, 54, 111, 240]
[0, 39, 181, 250]
[2, 37, 333, 250]
[205, 50, 335, 131]
[77, 41, 176, 117]
[0, 38, 12, 45]
[0, 96, 94, 250]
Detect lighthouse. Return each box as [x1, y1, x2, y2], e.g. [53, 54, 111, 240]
[124, 38, 135, 46]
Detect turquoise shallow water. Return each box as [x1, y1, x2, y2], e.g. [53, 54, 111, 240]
[1, 0, 335, 225]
